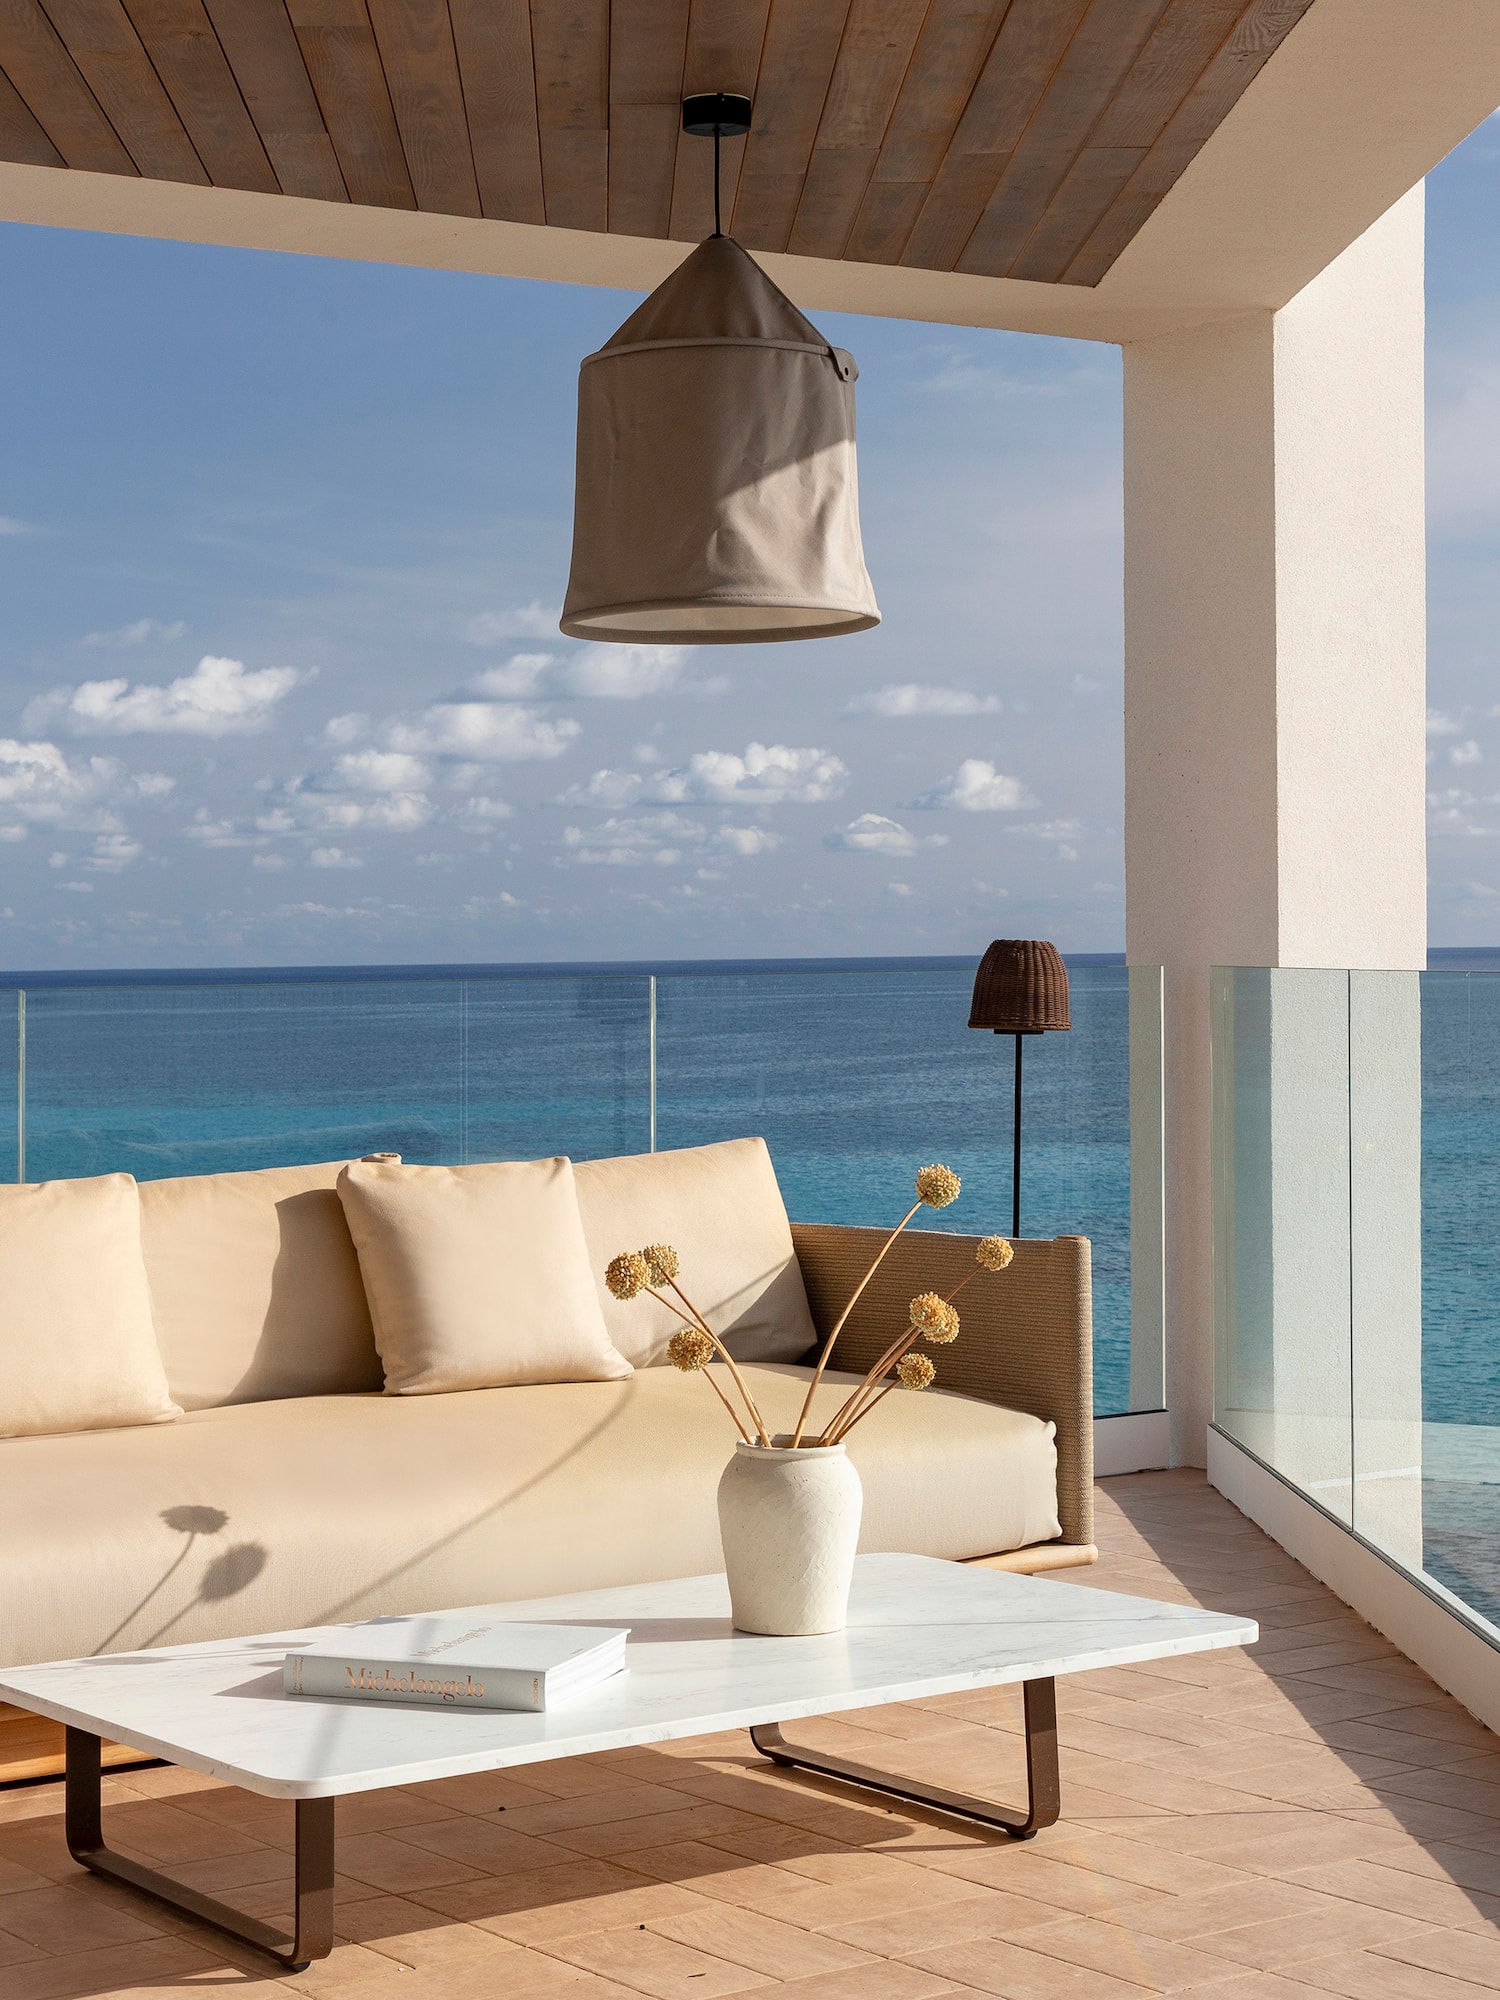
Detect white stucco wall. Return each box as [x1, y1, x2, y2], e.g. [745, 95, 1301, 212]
[1124, 188, 1427, 1466]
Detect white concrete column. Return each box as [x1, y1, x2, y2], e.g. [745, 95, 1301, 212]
[1123, 186, 1427, 1468]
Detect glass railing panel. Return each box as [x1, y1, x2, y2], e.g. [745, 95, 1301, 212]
[20, 979, 470, 1180]
[1128, 964, 1166, 1413]
[457, 974, 650, 1163]
[1348, 971, 1425, 1576]
[0, 989, 19, 1184]
[655, 961, 1142, 1414]
[1211, 966, 1353, 1523]
[17, 974, 649, 1181]
[1412, 968, 1500, 1633]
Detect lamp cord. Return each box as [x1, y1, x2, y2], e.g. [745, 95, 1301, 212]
[712, 121, 722, 237]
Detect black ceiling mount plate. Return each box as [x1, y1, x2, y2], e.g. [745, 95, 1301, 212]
[682, 93, 753, 139]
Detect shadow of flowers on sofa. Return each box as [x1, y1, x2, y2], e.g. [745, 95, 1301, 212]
[93, 1504, 269, 1654]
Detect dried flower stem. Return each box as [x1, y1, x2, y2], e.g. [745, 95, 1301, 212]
[644, 1284, 770, 1445]
[852, 1378, 899, 1425]
[699, 1358, 754, 1443]
[790, 1200, 922, 1447]
[819, 1326, 921, 1444]
[817, 1263, 993, 1446]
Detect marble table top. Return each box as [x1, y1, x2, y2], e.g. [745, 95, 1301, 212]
[0, 1555, 1257, 1799]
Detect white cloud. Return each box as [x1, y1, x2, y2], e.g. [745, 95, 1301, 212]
[323, 712, 368, 746]
[1452, 740, 1484, 766]
[471, 644, 694, 702]
[89, 832, 141, 872]
[185, 811, 256, 848]
[310, 847, 364, 869]
[844, 683, 1001, 719]
[468, 652, 553, 698]
[1006, 818, 1085, 841]
[715, 825, 780, 857]
[562, 813, 700, 868]
[81, 618, 186, 648]
[560, 742, 848, 809]
[0, 515, 33, 536]
[28, 655, 303, 737]
[913, 759, 1038, 812]
[132, 771, 175, 799]
[1428, 708, 1465, 736]
[559, 812, 781, 868]
[464, 602, 560, 644]
[825, 813, 948, 856]
[0, 739, 123, 828]
[454, 795, 514, 828]
[332, 749, 432, 792]
[388, 703, 579, 762]
[887, 880, 916, 896]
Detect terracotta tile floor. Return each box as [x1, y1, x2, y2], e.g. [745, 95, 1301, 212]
[5, 1469, 1500, 1999]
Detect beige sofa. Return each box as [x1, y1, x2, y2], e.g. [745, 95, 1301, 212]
[0, 1140, 1094, 1674]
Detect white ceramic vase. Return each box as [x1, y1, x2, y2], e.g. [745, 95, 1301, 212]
[716, 1435, 863, 1636]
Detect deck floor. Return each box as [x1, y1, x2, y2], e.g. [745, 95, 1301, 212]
[4, 1470, 1500, 1998]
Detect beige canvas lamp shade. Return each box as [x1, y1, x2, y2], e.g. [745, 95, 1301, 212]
[561, 199, 880, 645]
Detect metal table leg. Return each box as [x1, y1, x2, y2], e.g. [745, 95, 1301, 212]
[750, 1676, 1060, 1840]
[65, 1726, 336, 1970]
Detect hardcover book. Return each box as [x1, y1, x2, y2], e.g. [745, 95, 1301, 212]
[283, 1615, 629, 1713]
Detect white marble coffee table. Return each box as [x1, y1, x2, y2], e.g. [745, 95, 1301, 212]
[0, 1554, 1255, 1970]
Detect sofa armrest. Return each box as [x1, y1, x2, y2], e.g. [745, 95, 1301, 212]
[789, 1224, 1094, 1549]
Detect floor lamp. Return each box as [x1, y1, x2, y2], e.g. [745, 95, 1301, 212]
[968, 940, 1071, 1239]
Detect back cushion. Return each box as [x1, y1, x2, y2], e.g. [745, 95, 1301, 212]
[0, 1174, 180, 1439]
[573, 1137, 816, 1367]
[138, 1162, 383, 1410]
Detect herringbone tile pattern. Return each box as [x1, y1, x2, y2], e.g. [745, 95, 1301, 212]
[4, 1470, 1499, 1998]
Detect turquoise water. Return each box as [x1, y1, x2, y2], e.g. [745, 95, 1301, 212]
[0, 958, 1135, 1413]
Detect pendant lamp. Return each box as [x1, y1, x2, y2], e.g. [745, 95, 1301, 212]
[968, 939, 1072, 1239]
[560, 93, 880, 645]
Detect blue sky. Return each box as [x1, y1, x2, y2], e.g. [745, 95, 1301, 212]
[0, 115, 1495, 969]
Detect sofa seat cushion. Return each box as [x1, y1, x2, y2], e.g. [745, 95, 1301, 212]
[0, 1366, 1058, 1667]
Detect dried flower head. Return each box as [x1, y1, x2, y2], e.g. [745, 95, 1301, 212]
[605, 1250, 650, 1301]
[909, 1292, 960, 1344]
[896, 1352, 936, 1391]
[976, 1235, 1014, 1271]
[668, 1326, 715, 1372]
[642, 1243, 680, 1284]
[915, 1163, 961, 1208]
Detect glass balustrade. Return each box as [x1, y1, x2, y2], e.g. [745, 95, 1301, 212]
[1213, 963, 1500, 1644]
[0, 958, 1162, 1417]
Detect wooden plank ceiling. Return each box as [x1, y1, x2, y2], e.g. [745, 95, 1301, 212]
[0, 0, 1314, 288]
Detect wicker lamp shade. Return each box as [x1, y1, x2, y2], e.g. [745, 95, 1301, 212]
[968, 940, 1071, 1034]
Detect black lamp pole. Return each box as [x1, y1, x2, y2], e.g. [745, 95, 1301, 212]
[1011, 1029, 1025, 1240]
[968, 940, 1071, 1240]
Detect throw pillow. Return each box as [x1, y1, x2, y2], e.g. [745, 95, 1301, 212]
[0, 1174, 180, 1440]
[573, 1137, 816, 1367]
[337, 1156, 632, 1394]
[138, 1160, 385, 1410]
